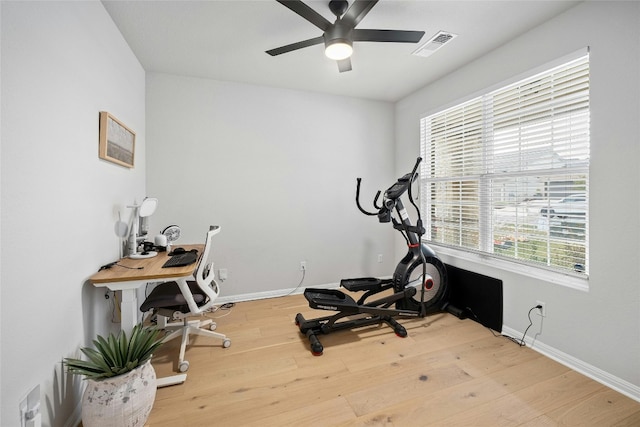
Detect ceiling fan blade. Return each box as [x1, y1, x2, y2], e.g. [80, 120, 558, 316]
[337, 58, 352, 73]
[266, 36, 324, 56]
[276, 0, 332, 31]
[341, 0, 378, 29]
[352, 29, 425, 43]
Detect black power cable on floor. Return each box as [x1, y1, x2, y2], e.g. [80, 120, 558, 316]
[466, 305, 542, 347]
[503, 305, 542, 347]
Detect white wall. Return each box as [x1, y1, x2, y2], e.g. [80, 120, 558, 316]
[146, 73, 396, 299]
[1, 1, 146, 425]
[396, 1, 640, 396]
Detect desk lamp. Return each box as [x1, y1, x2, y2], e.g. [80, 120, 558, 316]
[127, 197, 158, 259]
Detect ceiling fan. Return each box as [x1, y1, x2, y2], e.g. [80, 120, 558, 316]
[266, 0, 425, 72]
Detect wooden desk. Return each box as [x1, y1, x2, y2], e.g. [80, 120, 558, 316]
[89, 244, 204, 335]
[89, 244, 204, 387]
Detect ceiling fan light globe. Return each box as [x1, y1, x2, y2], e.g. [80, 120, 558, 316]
[325, 41, 353, 60]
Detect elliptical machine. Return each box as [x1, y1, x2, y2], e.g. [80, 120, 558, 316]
[295, 157, 456, 355]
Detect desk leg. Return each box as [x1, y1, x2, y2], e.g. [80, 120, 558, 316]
[120, 289, 139, 335]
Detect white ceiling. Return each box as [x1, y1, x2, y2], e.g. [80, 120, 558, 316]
[102, 0, 580, 102]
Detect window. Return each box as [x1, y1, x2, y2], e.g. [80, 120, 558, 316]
[420, 53, 590, 277]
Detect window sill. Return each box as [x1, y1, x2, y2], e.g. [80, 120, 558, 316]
[428, 243, 589, 292]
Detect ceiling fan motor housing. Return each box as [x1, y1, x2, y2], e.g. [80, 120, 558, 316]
[324, 22, 353, 49]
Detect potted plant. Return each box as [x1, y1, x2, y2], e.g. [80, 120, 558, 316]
[65, 324, 164, 427]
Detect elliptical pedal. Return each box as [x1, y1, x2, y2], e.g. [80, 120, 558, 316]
[340, 277, 388, 292]
[303, 288, 359, 313]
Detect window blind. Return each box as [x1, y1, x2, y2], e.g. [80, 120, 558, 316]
[420, 54, 590, 275]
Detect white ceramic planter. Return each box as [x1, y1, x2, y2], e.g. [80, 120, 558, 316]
[81, 360, 157, 427]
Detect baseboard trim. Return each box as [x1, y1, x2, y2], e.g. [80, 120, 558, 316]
[502, 326, 640, 403]
[216, 281, 339, 305]
[216, 277, 394, 305]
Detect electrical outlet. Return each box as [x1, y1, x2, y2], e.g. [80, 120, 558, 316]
[300, 261, 306, 271]
[377, 254, 383, 263]
[536, 300, 546, 317]
[219, 268, 228, 281]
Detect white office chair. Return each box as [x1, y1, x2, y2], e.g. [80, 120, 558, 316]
[140, 225, 231, 372]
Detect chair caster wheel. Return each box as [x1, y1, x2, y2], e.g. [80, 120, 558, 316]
[209, 322, 217, 331]
[179, 361, 190, 372]
[223, 339, 231, 348]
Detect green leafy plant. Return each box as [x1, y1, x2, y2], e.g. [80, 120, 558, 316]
[65, 324, 164, 380]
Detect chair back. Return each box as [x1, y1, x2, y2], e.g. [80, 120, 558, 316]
[190, 225, 222, 313]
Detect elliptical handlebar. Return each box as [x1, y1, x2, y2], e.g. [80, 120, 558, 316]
[355, 178, 379, 216]
[410, 157, 423, 179]
[409, 157, 422, 192]
[373, 191, 383, 210]
[407, 157, 423, 234]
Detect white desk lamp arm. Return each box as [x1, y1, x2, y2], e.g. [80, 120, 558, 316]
[127, 198, 158, 258]
[127, 206, 140, 256]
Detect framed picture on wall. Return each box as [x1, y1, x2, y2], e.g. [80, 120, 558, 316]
[99, 111, 135, 168]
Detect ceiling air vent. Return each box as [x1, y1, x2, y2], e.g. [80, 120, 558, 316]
[413, 31, 458, 58]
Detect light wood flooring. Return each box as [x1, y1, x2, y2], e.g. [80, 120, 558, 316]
[146, 294, 640, 426]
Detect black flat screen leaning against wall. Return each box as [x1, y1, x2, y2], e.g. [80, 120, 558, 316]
[445, 264, 503, 332]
